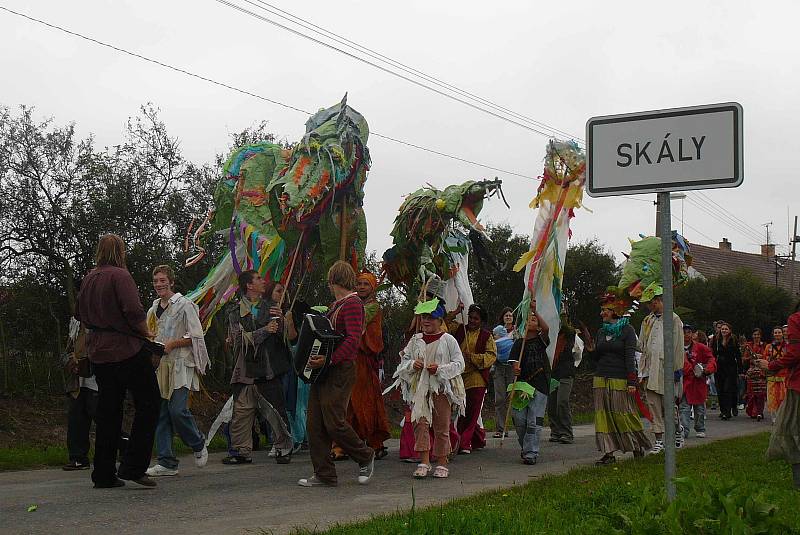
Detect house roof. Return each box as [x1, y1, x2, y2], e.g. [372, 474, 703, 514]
[690, 243, 800, 297]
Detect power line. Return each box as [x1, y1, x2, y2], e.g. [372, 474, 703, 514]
[690, 190, 765, 240]
[242, 0, 583, 142]
[685, 196, 764, 243]
[0, 4, 537, 180]
[213, 0, 575, 142]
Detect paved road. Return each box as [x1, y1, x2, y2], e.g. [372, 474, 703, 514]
[1, 416, 771, 535]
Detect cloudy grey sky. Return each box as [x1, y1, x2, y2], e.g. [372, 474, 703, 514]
[2, 0, 798, 262]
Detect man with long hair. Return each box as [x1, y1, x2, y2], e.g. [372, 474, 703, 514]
[75, 234, 160, 488]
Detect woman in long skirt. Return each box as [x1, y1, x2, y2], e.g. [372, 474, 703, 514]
[583, 294, 650, 465]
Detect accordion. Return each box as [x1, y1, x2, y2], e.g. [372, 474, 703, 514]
[294, 313, 343, 384]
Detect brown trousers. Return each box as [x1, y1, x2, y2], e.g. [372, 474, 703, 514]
[308, 361, 373, 484]
[413, 393, 452, 459]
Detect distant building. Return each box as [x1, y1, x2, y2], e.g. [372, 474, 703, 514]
[689, 238, 800, 298]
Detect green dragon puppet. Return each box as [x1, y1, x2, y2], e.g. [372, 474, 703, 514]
[186, 95, 371, 329]
[381, 179, 507, 293]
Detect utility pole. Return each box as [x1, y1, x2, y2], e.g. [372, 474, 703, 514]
[762, 221, 773, 246]
[658, 193, 677, 501]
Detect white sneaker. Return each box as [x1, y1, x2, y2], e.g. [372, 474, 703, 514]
[357, 454, 375, 485]
[194, 446, 208, 468]
[145, 464, 178, 477]
[650, 440, 664, 454]
[267, 446, 277, 458]
[696, 431, 706, 438]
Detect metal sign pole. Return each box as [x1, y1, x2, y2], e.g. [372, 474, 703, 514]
[658, 191, 677, 501]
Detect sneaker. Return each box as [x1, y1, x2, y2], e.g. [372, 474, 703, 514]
[118, 474, 157, 487]
[145, 464, 178, 477]
[93, 477, 125, 489]
[401, 457, 421, 464]
[737, 403, 745, 411]
[548, 436, 561, 443]
[358, 453, 375, 485]
[650, 440, 665, 454]
[221, 455, 252, 465]
[696, 431, 706, 438]
[493, 431, 503, 438]
[675, 436, 684, 449]
[298, 476, 336, 487]
[522, 457, 537, 465]
[63, 461, 90, 471]
[267, 446, 277, 458]
[458, 449, 471, 455]
[275, 451, 292, 464]
[558, 437, 574, 444]
[194, 446, 208, 468]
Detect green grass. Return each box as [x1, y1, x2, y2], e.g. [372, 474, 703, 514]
[0, 435, 229, 471]
[289, 433, 799, 535]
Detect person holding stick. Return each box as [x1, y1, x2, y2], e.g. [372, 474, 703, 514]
[509, 306, 550, 465]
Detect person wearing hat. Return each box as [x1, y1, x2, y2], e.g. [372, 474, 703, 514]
[387, 298, 466, 479]
[582, 292, 651, 465]
[638, 287, 685, 454]
[679, 324, 716, 438]
[330, 272, 391, 461]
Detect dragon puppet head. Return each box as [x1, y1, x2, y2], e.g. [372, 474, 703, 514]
[382, 178, 507, 288]
[614, 232, 692, 301]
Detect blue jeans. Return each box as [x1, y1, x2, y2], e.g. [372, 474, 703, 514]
[679, 395, 706, 435]
[155, 387, 205, 469]
[512, 391, 548, 460]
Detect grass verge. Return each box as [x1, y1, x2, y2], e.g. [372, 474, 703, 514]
[290, 433, 798, 534]
[0, 435, 229, 471]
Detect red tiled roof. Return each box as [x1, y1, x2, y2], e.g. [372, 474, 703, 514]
[690, 243, 800, 297]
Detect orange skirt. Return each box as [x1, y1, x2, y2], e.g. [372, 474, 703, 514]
[767, 379, 787, 413]
[347, 352, 391, 450]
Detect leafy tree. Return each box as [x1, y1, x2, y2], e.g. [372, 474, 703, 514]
[675, 269, 793, 337]
[562, 239, 620, 331]
[468, 224, 529, 324]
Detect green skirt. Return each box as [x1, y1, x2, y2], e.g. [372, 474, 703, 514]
[594, 376, 652, 454]
[766, 388, 800, 464]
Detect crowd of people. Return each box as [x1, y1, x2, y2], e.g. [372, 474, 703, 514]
[63, 233, 800, 491]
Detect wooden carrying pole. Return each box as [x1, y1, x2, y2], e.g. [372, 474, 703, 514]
[500, 337, 526, 447]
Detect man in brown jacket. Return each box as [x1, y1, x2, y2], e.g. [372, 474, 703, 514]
[76, 234, 161, 488]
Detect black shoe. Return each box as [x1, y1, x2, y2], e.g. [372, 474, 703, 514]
[375, 447, 388, 460]
[222, 455, 253, 465]
[63, 461, 90, 471]
[558, 437, 574, 444]
[548, 436, 561, 443]
[522, 457, 537, 465]
[118, 474, 157, 487]
[595, 454, 616, 466]
[93, 478, 125, 489]
[275, 451, 292, 465]
[721, 415, 730, 421]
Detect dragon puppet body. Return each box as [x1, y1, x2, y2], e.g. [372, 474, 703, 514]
[187, 95, 371, 329]
[382, 179, 507, 316]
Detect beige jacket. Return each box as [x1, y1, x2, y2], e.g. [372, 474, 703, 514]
[638, 312, 684, 396]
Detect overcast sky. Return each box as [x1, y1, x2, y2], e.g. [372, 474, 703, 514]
[2, 0, 798, 264]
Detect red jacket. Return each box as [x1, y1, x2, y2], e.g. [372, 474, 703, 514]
[768, 312, 800, 393]
[682, 342, 717, 405]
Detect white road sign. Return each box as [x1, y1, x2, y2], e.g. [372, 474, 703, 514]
[586, 102, 743, 197]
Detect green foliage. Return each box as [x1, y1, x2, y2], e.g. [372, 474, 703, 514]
[675, 270, 793, 336]
[599, 477, 785, 534]
[562, 238, 621, 332]
[468, 224, 529, 323]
